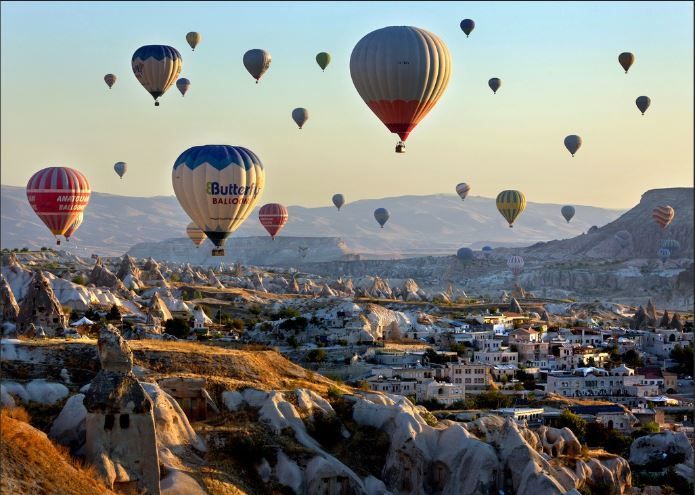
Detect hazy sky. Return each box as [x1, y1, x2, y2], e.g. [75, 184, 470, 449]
[1, 1, 692, 209]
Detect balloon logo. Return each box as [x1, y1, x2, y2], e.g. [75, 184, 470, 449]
[259, 203, 288, 239]
[496, 190, 526, 228]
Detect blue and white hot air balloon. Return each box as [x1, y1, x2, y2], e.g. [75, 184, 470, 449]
[131, 45, 183, 106]
[657, 248, 670, 264]
[482, 245, 493, 258]
[172, 145, 265, 256]
[374, 208, 390, 228]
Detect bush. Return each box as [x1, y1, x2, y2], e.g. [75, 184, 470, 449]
[106, 304, 121, 321]
[230, 318, 244, 330]
[71, 275, 87, 286]
[306, 349, 327, 363]
[327, 386, 343, 400]
[473, 390, 514, 409]
[306, 411, 343, 448]
[279, 317, 308, 332]
[555, 409, 587, 439]
[670, 344, 694, 375]
[164, 317, 190, 339]
[276, 307, 300, 319]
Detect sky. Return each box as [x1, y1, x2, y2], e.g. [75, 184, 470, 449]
[1, 1, 693, 209]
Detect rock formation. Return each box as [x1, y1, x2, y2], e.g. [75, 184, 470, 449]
[84, 326, 160, 494]
[632, 306, 647, 330]
[670, 313, 683, 331]
[146, 292, 173, 328]
[658, 310, 670, 328]
[629, 430, 694, 468]
[89, 258, 128, 294]
[509, 297, 524, 314]
[141, 258, 169, 288]
[16, 270, 68, 336]
[645, 299, 658, 327]
[0, 273, 20, 322]
[116, 255, 142, 290]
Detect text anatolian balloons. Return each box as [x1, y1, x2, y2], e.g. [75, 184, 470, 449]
[186, 32, 201, 51]
[374, 208, 390, 228]
[131, 45, 182, 106]
[177, 78, 191, 96]
[259, 203, 288, 239]
[564, 135, 582, 157]
[496, 190, 526, 228]
[561, 205, 575, 223]
[186, 222, 207, 247]
[172, 145, 265, 256]
[104, 74, 117, 89]
[618, 52, 635, 73]
[332, 194, 345, 210]
[635, 96, 651, 115]
[114, 162, 127, 179]
[292, 108, 309, 129]
[460, 19, 475, 37]
[243, 49, 271, 83]
[26, 167, 91, 245]
[350, 26, 452, 153]
[488, 78, 501, 94]
[456, 183, 470, 201]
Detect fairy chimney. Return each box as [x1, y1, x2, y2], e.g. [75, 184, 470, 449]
[0, 274, 20, 322]
[16, 271, 67, 336]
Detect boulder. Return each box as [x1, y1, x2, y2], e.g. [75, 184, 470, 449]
[629, 431, 694, 467]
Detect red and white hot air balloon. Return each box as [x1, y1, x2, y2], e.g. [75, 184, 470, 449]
[259, 203, 288, 240]
[652, 205, 675, 230]
[26, 167, 91, 245]
[64, 213, 84, 242]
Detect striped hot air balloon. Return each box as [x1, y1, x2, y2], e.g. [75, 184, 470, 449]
[26, 167, 91, 245]
[652, 205, 675, 229]
[661, 239, 680, 253]
[350, 26, 452, 153]
[64, 213, 84, 241]
[172, 145, 265, 256]
[259, 203, 288, 240]
[186, 222, 207, 247]
[456, 183, 471, 201]
[496, 190, 526, 228]
[507, 255, 524, 277]
[657, 248, 670, 264]
[131, 45, 183, 106]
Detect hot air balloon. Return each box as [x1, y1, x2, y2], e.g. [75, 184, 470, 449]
[104, 74, 117, 89]
[652, 205, 675, 229]
[26, 167, 91, 245]
[332, 194, 345, 210]
[561, 205, 575, 223]
[243, 49, 271, 83]
[374, 208, 390, 228]
[460, 19, 475, 37]
[507, 255, 524, 277]
[350, 26, 452, 153]
[564, 135, 582, 157]
[658, 248, 670, 264]
[292, 108, 309, 129]
[618, 52, 635, 73]
[482, 246, 493, 259]
[636, 96, 651, 115]
[456, 183, 470, 201]
[488, 78, 501, 94]
[496, 190, 526, 228]
[172, 145, 265, 256]
[316, 52, 331, 71]
[615, 230, 632, 249]
[64, 213, 84, 242]
[186, 32, 201, 51]
[177, 78, 191, 96]
[186, 222, 207, 247]
[457, 247, 474, 263]
[259, 203, 288, 240]
[661, 239, 680, 253]
[114, 162, 127, 179]
[131, 45, 182, 106]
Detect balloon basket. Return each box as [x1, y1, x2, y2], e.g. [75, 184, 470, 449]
[395, 142, 406, 153]
[212, 248, 225, 257]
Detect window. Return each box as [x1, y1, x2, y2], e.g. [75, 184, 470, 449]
[119, 414, 130, 429]
[104, 414, 115, 430]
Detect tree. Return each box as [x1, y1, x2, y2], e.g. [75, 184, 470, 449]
[164, 317, 190, 339]
[107, 304, 122, 321]
[555, 409, 586, 439]
[621, 349, 644, 368]
[287, 335, 299, 349]
[71, 275, 87, 286]
[670, 344, 694, 375]
[306, 349, 327, 363]
[84, 307, 99, 321]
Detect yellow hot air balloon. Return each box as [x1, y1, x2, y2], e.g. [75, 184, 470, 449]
[496, 190, 526, 228]
[186, 32, 201, 51]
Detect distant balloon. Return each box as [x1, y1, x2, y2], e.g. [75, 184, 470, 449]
[661, 239, 680, 253]
[614, 230, 632, 249]
[374, 208, 390, 228]
[26, 167, 91, 245]
[176, 78, 191, 96]
[457, 247, 474, 263]
[561, 205, 576, 223]
[186, 222, 207, 247]
[186, 32, 201, 51]
[114, 162, 127, 179]
[482, 246, 493, 259]
[460, 19, 475, 37]
[259, 203, 288, 240]
[456, 183, 471, 201]
[64, 213, 84, 242]
[564, 135, 582, 157]
[172, 145, 265, 256]
[635, 96, 651, 115]
[131, 45, 182, 106]
[618, 52, 635, 74]
[488, 78, 501, 94]
[243, 49, 272, 83]
[316, 52, 331, 71]
[496, 190, 526, 228]
[332, 194, 345, 211]
[658, 247, 671, 264]
[507, 255, 524, 277]
[292, 108, 309, 129]
[104, 74, 117, 89]
[652, 205, 675, 229]
[350, 26, 452, 152]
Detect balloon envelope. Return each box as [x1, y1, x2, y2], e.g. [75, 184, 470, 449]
[186, 32, 201, 51]
[243, 49, 271, 82]
[292, 108, 309, 129]
[332, 194, 345, 210]
[104, 74, 117, 89]
[615, 230, 632, 248]
[496, 190, 526, 228]
[131, 45, 182, 106]
[661, 239, 680, 252]
[456, 183, 470, 201]
[114, 162, 127, 179]
[618, 52, 635, 73]
[488, 78, 501, 94]
[64, 212, 84, 241]
[457, 247, 474, 262]
[564, 135, 582, 156]
[350, 26, 452, 144]
[507, 255, 524, 276]
[652, 205, 675, 229]
[259, 203, 288, 239]
[636, 96, 651, 115]
[374, 208, 390, 228]
[561, 205, 575, 223]
[658, 248, 670, 263]
[172, 145, 265, 256]
[26, 167, 91, 245]
[316, 52, 331, 71]
[176, 78, 191, 96]
[186, 222, 207, 247]
[460, 19, 475, 37]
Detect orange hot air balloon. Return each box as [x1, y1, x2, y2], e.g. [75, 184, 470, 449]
[259, 203, 288, 239]
[26, 167, 91, 245]
[64, 213, 84, 241]
[652, 205, 675, 229]
[186, 222, 207, 247]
